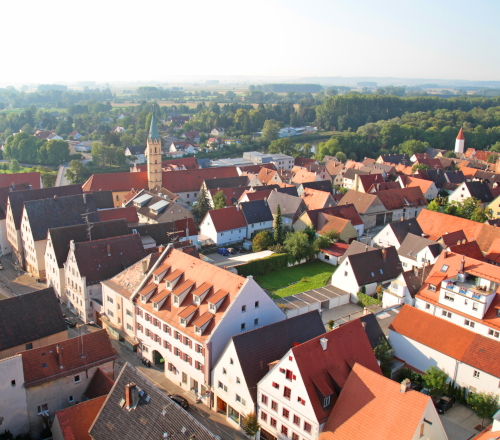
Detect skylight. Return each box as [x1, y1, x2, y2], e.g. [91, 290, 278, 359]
[371, 272, 375, 277]
[441, 265, 449, 273]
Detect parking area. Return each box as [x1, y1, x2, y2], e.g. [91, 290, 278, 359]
[440, 403, 490, 440]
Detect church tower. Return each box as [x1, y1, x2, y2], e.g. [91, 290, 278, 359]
[455, 127, 465, 155]
[147, 113, 162, 190]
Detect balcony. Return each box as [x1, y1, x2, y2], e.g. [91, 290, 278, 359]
[441, 279, 492, 304]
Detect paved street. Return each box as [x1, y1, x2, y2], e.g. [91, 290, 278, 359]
[0, 254, 47, 299]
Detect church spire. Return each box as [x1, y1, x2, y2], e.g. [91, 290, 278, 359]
[148, 112, 160, 143]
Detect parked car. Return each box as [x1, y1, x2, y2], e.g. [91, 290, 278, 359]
[168, 394, 189, 409]
[435, 395, 455, 414]
[217, 248, 229, 256]
[64, 318, 77, 328]
[228, 248, 237, 254]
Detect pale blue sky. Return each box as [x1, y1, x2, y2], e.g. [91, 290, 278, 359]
[3, 0, 499, 84]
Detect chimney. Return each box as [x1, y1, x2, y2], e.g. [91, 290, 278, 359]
[444, 249, 449, 258]
[400, 378, 411, 393]
[56, 344, 63, 369]
[141, 259, 148, 274]
[158, 245, 166, 252]
[414, 266, 419, 276]
[83, 193, 87, 204]
[11, 182, 15, 188]
[236, 204, 240, 211]
[54, 195, 57, 201]
[125, 382, 136, 409]
[365, 245, 368, 252]
[320, 337, 328, 351]
[460, 255, 465, 272]
[381, 248, 387, 261]
[107, 243, 111, 256]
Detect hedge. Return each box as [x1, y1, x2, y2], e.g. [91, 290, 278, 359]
[357, 292, 380, 308]
[236, 253, 289, 277]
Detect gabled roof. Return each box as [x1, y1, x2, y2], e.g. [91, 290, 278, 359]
[0, 182, 31, 220]
[448, 240, 485, 261]
[299, 204, 363, 229]
[49, 219, 129, 268]
[0, 172, 41, 189]
[91, 190, 115, 209]
[375, 187, 427, 211]
[211, 186, 251, 206]
[337, 190, 380, 214]
[98, 207, 139, 223]
[319, 363, 431, 440]
[348, 246, 402, 286]
[390, 305, 500, 379]
[205, 206, 247, 232]
[343, 168, 369, 181]
[425, 147, 446, 158]
[291, 167, 320, 184]
[378, 153, 411, 165]
[295, 157, 318, 168]
[8, 185, 83, 229]
[257, 167, 278, 185]
[444, 170, 466, 184]
[485, 238, 500, 264]
[339, 240, 376, 264]
[267, 190, 307, 220]
[240, 199, 273, 224]
[54, 395, 107, 440]
[21, 329, 116, 388]
[385, 219, 423, 245]
[325, 161, 344, 177]
[82, 171, 149, 193]
[232, 311, 325, 404]
[204, 176, 249, 190]
[357, 174, 384, 192]
[73, 234, 146, 285]
[399, 175, 434, 194]
[127, 220, 198, 246]
[300, 180, 332, 194]
[461, 181, 494, 203]
[133, 157, 200, 172]
[89, 364, 219, 440]
[301, 188, 335, 210]
[397, 233, 441, 262]
[24, 194, 100, 241]
[0, 287, 67, 352]
[291, 320, 381, 424]
[401, 265, 435, 298]
[162, 167, 239, 193]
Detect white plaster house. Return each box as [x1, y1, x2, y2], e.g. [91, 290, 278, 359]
[372, 219, 423, 249]
[240, 200, 274, 240]
[257, 320, 381, 440]
[390, 305, 500, 397]
[397, 234, 442, 271]
[199, 206, 247, 246]
[382, 265, 433, 309]
[211, 312, 325, 429]
[448, 181, 494, 209]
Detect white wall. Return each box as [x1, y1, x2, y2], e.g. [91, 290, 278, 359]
[246, 220, 274, 239]
[200, 213, 247, 246]
[0, 355, 29, 437]
[0, 218, 13, 255]
[411, 400, 449, 440]
[372, 224, 400, 249]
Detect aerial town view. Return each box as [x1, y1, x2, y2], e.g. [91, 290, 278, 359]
[0, 1, 499, 439]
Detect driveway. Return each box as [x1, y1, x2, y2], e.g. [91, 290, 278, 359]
[440, 403, 490, 440]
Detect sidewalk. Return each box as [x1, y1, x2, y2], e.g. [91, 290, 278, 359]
[110, 338, 248, 440]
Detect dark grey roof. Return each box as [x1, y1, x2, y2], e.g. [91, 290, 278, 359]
[401, 265, 434, 298]
[0, 288, 67, 351]
[232, 311, 325, 404]
[343, 168, 369, 180]
[358, 314, 386, 348]
[473, 170, 500, 187]
[299, 180, 333, 194]
[128, 222, 179, 246]
[389, 219, 423, 245]
[348, 246, 403, 286]
[378, 153, 411, 165]
[339, 240, 375, 264]
[444, 171, 466, 184]
[7, 184, 83, 229]
[89, 363, 219, 440]
[267, 191, 307, 219]
[464, 181, 495, 202]
[48, 219, 129, 268]
[424, 169, 447, 188]
[126, 145, 146, 156]
[125, 191, 186, 222]
[204, 176, 249, 190]
[240, 199, 273, 224]
[397, 233, 442, 262]
[425, 148, 446, 159]
[92, 191, 115, 209]
[275, 186, 299, 197]
[24, 194, 100, 241]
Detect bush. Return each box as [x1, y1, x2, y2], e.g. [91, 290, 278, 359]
[357, 292, 380, 308]
[237, 253, 289, 277]
[68, 154, 83, 161]
[327, 320, 335, 329]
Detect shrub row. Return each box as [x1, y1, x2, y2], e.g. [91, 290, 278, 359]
[236, 253, 289, 277]
[357, 292, 380, 308]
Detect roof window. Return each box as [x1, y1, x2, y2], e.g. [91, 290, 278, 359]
[441, 265, 449, 273]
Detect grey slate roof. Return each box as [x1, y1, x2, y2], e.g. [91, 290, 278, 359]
[48, 219, 129, 267]
[299, 180, 333, 194]
[240, 199, 273, 224]
[126, 145, 146, 156]
[92, 190, 115, 209]
[348, 246, 403, 286]
[425, 148, 446, 158]
[24, 194, 100, 241]
[204, 176, 249, 190]
[339, 240, 375, 264]
[7, 184, 83, 229]
[0, 288, 67, 351]
[128, 222, 182, 245]
[267, 191, 307, 220]
[444, 171, 466, 184]
[401, 265, 434, 298]
[89, 363, 219, 440]
[378, 153, 411, 165]
[232, 311, 325, 404]
[388, 219, 423, 245]
[397, 233, 442, 262]
[343, 168, 369, 181]
[463, 181, 494, 203]
[358, 314, 386, 348]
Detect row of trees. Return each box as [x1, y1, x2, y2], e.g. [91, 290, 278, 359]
[3, 133, 70, 165]
[427, 197, 492, 222]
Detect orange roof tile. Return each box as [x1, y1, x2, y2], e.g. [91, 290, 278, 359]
[317, 213, 350, 234]
[208, 289, 230, 304]
[292, 167, 319, 184]
[204, 206, 247, 232]
[191, 282, 212, 297]
[485, 238, 500, 264]
[192, 311, 215, 328]
[178, 303, 198, 319]
[319, 363, 430, 440]
[83, 172, 148, 193]
[301, 188, 333, 210]
[402, 176, 434, 193]
[457, 127, 465, 140]
[54, 395, 107, 440]
[375, 187, 427, 210]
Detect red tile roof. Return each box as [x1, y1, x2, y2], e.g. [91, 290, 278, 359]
[299, 204, 363, 228]
[400, 175, 435, 194]
[20, 329, 116, 388]
[173, 218, 198, 236]
[83, 172, 148, 193]
[292, 167, 319, 184]
[390, 305, 500, 378]
[375, 187, 427, 210]
[448, 240, 484, 261]
[301, 188, 334, 210]
[85, 367, 114, 399]
[133, 157, 200, 172]
[205, 206, 247, 232]
[357, 174, 384, 192]
[292, 319, 381, 424]
[295, 157, 318, 168]
[98, 207, 139, 223]
[54, 395, 107, 440]
[485, 238, 500, 264]
[320, 242, 350, 257]
[163, 167, 238, 193]
[319, 363, 431, 440]
[457, 127, 465, 140]
[0, 172, 41, 189]
[238, 189, 273, 203]
[209, 186, 249, 206]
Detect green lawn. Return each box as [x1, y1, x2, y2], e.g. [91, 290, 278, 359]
[254, 261, 337, 298]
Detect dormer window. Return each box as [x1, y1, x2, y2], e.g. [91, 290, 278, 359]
[195, 326, 201, 335]
[194, 297, 200, 305]
[429, 284, 436, 291]
[153, 303, 158, 310]
[180, 318, 186, 326]
[209, 304, 215, 312]
[174, 296, 179, 304]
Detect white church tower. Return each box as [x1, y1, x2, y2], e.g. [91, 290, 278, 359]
[455, 127, 465, 155]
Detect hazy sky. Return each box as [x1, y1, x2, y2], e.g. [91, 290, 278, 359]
[4, 0, 499, 84]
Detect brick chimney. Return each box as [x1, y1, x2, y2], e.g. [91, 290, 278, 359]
[400, 378, 411, 393]
[141, 259, 148, 274]
[381, 248, 387, 261]
[56, 344, 63, 369]
[125, 382, 136, 409]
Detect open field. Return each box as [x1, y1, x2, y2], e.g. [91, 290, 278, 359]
[254, 261, 337, 298]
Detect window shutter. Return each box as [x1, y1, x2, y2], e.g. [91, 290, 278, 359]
[168, 326, 171, 335]
[136, 322, 140, 330]
[139, 310, 143, 317]
[163, 324, 167, 332]
[293, 375, 296, 380]
[289, 356, 293, 361]
[201, 365, 204, 373]
[189, 356, 192, 366]
[189, 339, 192, 348]
[179, 350, 183, 359]
[169, 344, 172, 352]
[202, 347, 205, 356]
[158, 336, 161, 344]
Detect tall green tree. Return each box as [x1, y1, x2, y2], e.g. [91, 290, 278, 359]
[192, 188, 212, 226]
[65, 160, 85, 184]
[261, 119, 280, 143]
[9, 159, 20, 173]
[45, 139, 69, 165]
[213, 190, 227, 209]
[284, 231, 314, 263]
[374, 338, 394, 378]
[469, 392, 499, 429]
[269, 138, 294, 156]
[252, 230, 274, 252]
[274, 204, 283, 244]
[422, 366, 449, 398]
